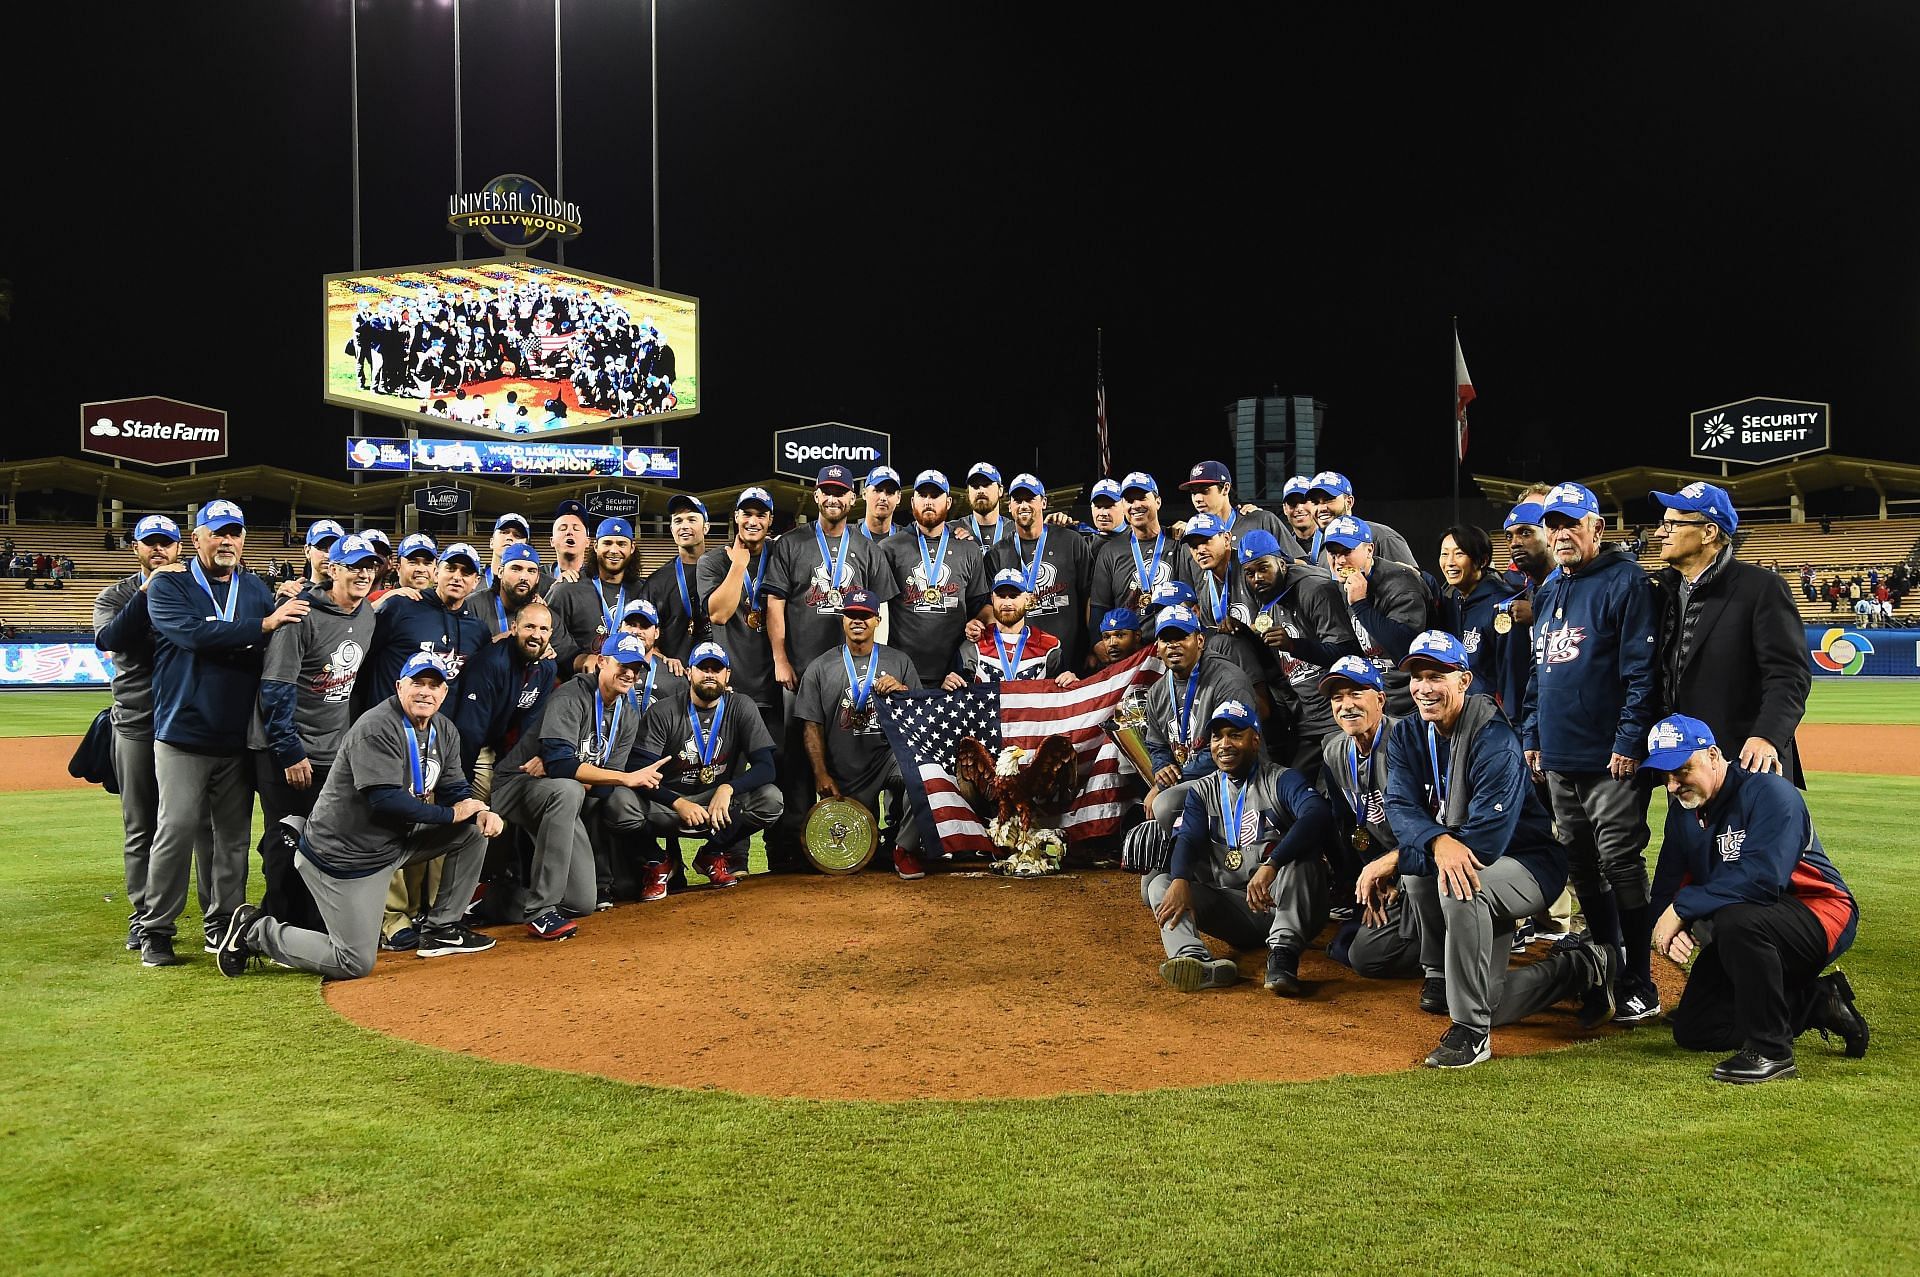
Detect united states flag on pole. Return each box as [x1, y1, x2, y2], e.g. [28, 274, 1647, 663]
[1095, 378, 1112, 478]
[1454, 325, 1475, 463]
[877, 646, 1162, 857]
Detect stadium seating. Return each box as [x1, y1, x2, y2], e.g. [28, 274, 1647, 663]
[1630, 518, 1920, 622]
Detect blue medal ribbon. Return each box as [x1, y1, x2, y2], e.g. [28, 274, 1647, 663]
[597, 582, 626, 634]
[689, 695, 727, 770]
[1346, 721, 1385, 826]
[1017, 526, 1048, 593]
[970, 514, 1005, 547]
[815, 523, 850, 591]
[1219, 772, 1250, 849]
[674, 558, 693, 628]
[1130, 531, 1166, 597]
[1176, 666, 1201, 754]
[1206, 569, 1231, 626]
[1427, 721, 1449, 818]
[993, 627, 1029, 680]
[190, 559, 238, 623]
[495, 590, 509, 634]
[744, 547, 768, 612]
[917, 527, 951, 605]
[397, 705, 438, 800]
[626, 658, 659, 715]
[593, 689, 626, 765]
[842, 645, 877, 711]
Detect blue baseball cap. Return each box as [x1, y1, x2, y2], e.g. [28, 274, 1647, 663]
[439, 542, 482, 570]
[991, 567, 1029, 592]
[552, 498, 588, 522]
[1182, 513, 1230, 542]
[736, 486, 774, 511]
[621, 598, 661, 626]
[305, 518, 346, 548]
[600, 632, 650, 665]
[1099, 607, 1141, 634]
[1644, 714, 1717, 772]
[863, 465, 902, 490]
[689, 641, 732, 669]
[667, 493, 708, 518]
[1007, 473, 1045, 498]
[1282, 476, 1314, 501]
[1147, 580, 1198, 611]
[1317, 655, 1384, 694]
[1650, 481, 1739, 536]
[1541, 482, 1601, 521]
[196, 499, 246, 532]
[397, 651, 451, 682]
[816, 464, 855, 491]
[329, 534, 381, 567]
[1090, 478, 1124, 505]
[1237, 529, 1286, 564]
[839, 587, 881, 616]
[1181, 460, 1232, 490]
[1120, 471, 1158, 497]
[499, 542, 540, 567]
[494, 512, 531, 537]
[397, 532, 439, 560]
[1400, 629, 1471, 672]
[966, 462, 1002, 486]
[133, 514, 180, 544]
[595, 517, 634, 541]
[1153, 604, 1201, 637]
[1308, 471, 1353, 499]
[1321, 516, 1373, 551]
[1207, 698, 1261, 732]
[913, 469, 950, 494]
[360, 529, 391, 551]
[1503, 500, 1546, 531]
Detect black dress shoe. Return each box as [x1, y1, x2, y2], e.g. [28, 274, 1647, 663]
[1418, 976, 1448, 1015]
[1812, 971, 1870, 1058]
[1711, 1049, 1798, 1085]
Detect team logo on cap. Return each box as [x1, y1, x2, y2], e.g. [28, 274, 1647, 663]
[1121, 471, 1155, 490]
[1162, 605, 1198, 625]
[1410, 631, 1453, 657]
[1648, 721, 1686, 752]
[1327, 516, 1366, 539]
[616, 634, 645, 656]
[1329, 656, 1373, 680]
[1215, 699, 1250, 718]
[1680, 482, 1708, 499]
[1190, 463, 1207, 478]
[1547, 483, 1589, 507]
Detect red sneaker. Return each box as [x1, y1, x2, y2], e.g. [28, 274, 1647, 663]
[694, 851, 738, 888]
[641, 861, 672, 902]
[893, 845, 927, 880]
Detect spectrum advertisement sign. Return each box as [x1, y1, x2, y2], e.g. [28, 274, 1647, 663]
[1, 644, 118, 688]
[347, 437, 679, 480]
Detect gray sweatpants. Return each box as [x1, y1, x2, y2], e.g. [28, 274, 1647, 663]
[1149, 779, 1202, 830]
[1403, 858, 1556, 1032]
[1347, 891, 1423, 980]
[644, 782, 785, 853]
[492, 775, 594, 917]
[250, 822, 486, 980]
[111, 730, 213, 928]
[1141, 859, 1329, 959]
[140, 743, 254, 942]
[1545, 769, 1651, 910]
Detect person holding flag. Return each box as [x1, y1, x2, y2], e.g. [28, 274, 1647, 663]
[950, 569, 1064, 685]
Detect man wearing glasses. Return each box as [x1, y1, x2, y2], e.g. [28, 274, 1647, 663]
[1648, 482, 1810, 785]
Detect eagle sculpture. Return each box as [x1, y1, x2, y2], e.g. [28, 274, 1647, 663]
[952, 735, 1079, 834]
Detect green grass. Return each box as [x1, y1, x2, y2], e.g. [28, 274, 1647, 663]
[0, 690, 111, 737]
[5, 775, 1917, 1275]
[1799, 679, 1920, 725]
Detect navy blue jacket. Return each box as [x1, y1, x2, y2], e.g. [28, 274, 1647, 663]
[1445, 570, 1534, 719]
[1520, 548, 1661, 770]
[147, 565, 277, 753]
[355, 590, 491, 715]
[450, 638, 558, 773]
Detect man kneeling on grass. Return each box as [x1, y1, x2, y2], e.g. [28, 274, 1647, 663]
[217, 653, 502, 980]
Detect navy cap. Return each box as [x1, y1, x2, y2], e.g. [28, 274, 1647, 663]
[1182, 512, 1230, 542]
[863, 465, 902, 490]
[397, 532, 439, 560]
[1007, 473, 1045, 498]
[1237, 528, 1285, 565]
[1318, 656, 1385, 693]
[1098, 607, 1141, 634]
[966, 462, 1002, 485]
[1147, 580, 1198, 611]
[1120, 471, 1158, 497]
[913, 469, 951, 494]
[1154, 604, 1201, 637]
[839, 587, 880, 616]
[305, 518, 346, 548]
[991, 567, 1029, 592]
[600, 632, 650, 665]
[329, 534, 381, 567]
[1541, 482, 1601, 521]
[1400, 629, 1471, 671]
[1207, 698, 1261, 732]
[398, 651, 451, 682]
[1321, 516, 1373, 551]
[1282, 476, 1314, 501]
[1181, 460, 1232, 489]
[133, 514, 180, 544]
[1090, 478, 1124, 504]
[1307, 471, 1353, 499]
[595, 517, 634, 541]
[1645, 713, 1716, 771]
[1503, 500, 1546, 531]
[1650, 481, 1739, 536]
[552, 498, 588, 522]
[689, 640, 732, 669]
[439, 542, 482, 570]
[196, 499, 246, 532]
[494, 512, 531, 536]
[499, 542, 540, 567]
[736, 486, 774, 510]
[816, 464, 855, 490]
[667, 493, 708, 518]
[621, 597, 661, 626]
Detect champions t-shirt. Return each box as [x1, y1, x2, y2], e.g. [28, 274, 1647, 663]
[639, 688, 776, 797]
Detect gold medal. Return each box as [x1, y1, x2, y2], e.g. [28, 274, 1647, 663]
[923, 585, 941, 606]
[827, 588, 845, 610]
[1351, 828, 1372, 852]
[1493, 610, 1513, 635]
[746, 609, 765, 631]
[1252, 612, 1273, 634]
[1225, 848, 1243, 871]
[1172, 742, 1190, 765]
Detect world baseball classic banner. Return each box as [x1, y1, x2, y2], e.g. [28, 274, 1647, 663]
[1805, 627, 1920, 678]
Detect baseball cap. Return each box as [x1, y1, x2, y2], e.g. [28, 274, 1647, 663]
[839, 587, 881, 616]
[689, 640, 732, 669]
[1090, 478, 1124, 505]
[600, 632, 650, 665]
[1644, 713, 1716, 772]
[360, 529, 391, 551]
[991, 567, 1029, 592]
[1503, 500, 1546, 531]
[397, 532, 439, 560]
[621, 598, 661, 627]
[329, 534, 381, 567]
[1318, 655, 1384, 694]
[1308, 471, 1353, 500]
[1098, 607, 1141, 634]
[1541, 482, 1601, 521]
[498, 542, 540, 567]
[195, 499, 246, 532]
[1146, 580, 1198, 612]
[552, 498, 588, 522]
[863, 465, 902, 490]
[1181, 460, 1232, 490]
[666, 493, 708, 518]
[1120, 471, 1159, 497]
[305, 518, 346, 548]
[1182, 512, 1230, 542]
[1007, 473, 1045, 498]
[494, 512, 531, 537]
[816, 464, 854, 491]
[1321, 516, 1373, 551]
[439, 542, 482, 571]
[1650, 481, 1739, 536]
[1207, 698, 1260, 732]
[397, 651, 451, 682]
[736, 486, 774, 511]
[967, 462, 1002, 486]
[133, 514, 180, 544]
[1154, 605, 1201, 637]
[913, 469, 951, 494]
[1281, 476, 1314, 501]
[1400, 629, 1471, 671]
[1237, 528, 1286, 565]
[595, 517, 634, 541]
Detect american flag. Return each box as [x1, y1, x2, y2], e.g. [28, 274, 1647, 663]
[1095, 378, 1112, 479]
[1454, 322, 1475, 464]
[877, 647, 1162, 856]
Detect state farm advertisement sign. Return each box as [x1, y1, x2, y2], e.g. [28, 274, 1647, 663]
[80, 396, 229, 466]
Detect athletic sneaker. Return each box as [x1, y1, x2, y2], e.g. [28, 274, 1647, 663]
[1575, 941, 1619, 1030]
[641, 861, 672, 903]
[694, 851, 738, 888]
[1159, 954, 1240, 992]
[1612, 978, 1662, 1025]
[1418, 976, 1449, 1015]
[893, 846, 927, 880]
[525, 908, 578, 941]
[1263, 948, 1303, 997]
[416, 924, 498, 958]
[380, 927, 420, 952]
[203, 927, 223, 955]
[140, 935, 183, 968]
[594, 898, 615, 912]
[217, 904, 261, 978]
[125, 922, 143, 952]
[1548, 930, 1591, 955]
[1424, 1024, 1492, 1069]
[1511, 920, 1536, 954]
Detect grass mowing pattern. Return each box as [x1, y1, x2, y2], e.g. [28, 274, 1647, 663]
[4, 775, 1917, 1274]
[0, 690, 112, 737]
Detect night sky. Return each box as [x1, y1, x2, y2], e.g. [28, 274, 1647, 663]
[9, 2, 1920, 500]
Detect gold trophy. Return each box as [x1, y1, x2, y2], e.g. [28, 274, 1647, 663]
[1105, 691, 1155, 779]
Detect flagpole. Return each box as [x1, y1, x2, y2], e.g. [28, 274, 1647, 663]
[1451, 315, 1461, 527]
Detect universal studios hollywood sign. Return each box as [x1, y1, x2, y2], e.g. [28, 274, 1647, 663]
[1690, 396, 1831, 466]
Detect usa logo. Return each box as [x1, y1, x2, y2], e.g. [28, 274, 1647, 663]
[1463, 628, 1481, 654]
[1680, 482, 1708, 499]
[1542, 625, 1586, 664]
[1191, 463, 1207, 478]
[1716, 829, 1746, 861]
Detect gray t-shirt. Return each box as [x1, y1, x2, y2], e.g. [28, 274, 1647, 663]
[307, 698, 470, 877]
[987, 528, 1093, 668]
[496, 671, 642, 781]
[94, 572, 154, 738]
[793, 643, 920, 794]
[877, 528, 990, 687]
[249, 587, 373, 765]
[546, 574, 645, 672]
[1143, 654, 1262, 776]
[639, 689, 777, 797]
[695, 543, 777, 709]
[764, 524, 899, 672]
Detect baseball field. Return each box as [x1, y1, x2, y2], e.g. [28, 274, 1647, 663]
[5, 686, 1917, 1274]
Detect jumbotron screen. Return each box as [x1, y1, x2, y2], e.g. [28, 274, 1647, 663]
[323, 257, 699, 440]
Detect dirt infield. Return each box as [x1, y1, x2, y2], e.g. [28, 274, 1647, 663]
[326, 871, 1684, 1100]
[0, 737, 87, 792]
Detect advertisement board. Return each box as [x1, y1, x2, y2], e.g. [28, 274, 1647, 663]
[773, 422, 891, 482]
[1691, 397, 1830, 466]
[80, 396, 228, 467]
[1, 643, 118, 688]
[584, 490, 643, 520]
[1806, 627, 1920, 678]
[324, 256, 699, 440]
[413, 485, 472, 515]
[346, 437, 680, 480]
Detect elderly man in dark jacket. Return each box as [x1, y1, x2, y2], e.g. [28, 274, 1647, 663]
[1649, 482, 1811, 788]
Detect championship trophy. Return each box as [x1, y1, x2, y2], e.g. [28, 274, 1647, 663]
[1105, 689, 1154, 779]
[803, 796, 878, 875]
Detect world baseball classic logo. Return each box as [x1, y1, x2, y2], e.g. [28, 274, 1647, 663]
[1811, 628, 1873, 675]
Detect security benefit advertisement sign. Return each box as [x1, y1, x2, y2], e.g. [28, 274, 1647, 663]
[1691, 397, 1830, 466]
[347, 436, 680, 480]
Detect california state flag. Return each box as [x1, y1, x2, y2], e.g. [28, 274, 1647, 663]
[1454, 326, 1475, 463]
